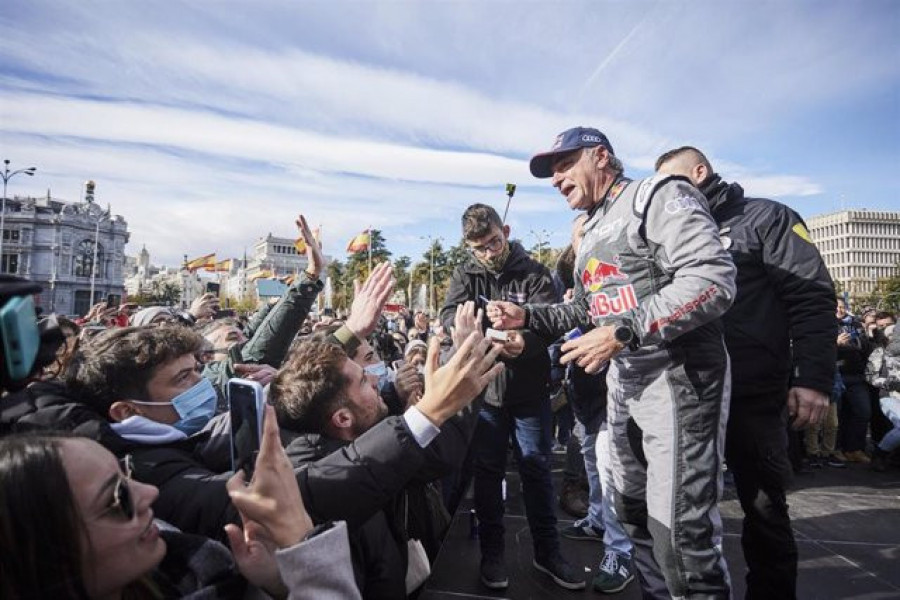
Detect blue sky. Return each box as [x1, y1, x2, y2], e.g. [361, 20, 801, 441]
[2, 0, 898, 268]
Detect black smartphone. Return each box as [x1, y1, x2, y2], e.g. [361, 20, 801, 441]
[214, 308, 236, 319]
[105, 294, 121, 309]
[206, 282, 221, 295]
[227, 378, 266, 479]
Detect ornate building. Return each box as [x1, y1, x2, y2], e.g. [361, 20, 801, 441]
[807, 209, 900, 301]
[0, 189, 129, 316]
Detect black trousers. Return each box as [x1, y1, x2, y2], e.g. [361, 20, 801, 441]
[726, 394, 797, 600]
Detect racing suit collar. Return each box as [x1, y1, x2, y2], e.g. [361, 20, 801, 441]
[587, 174, 631, 219]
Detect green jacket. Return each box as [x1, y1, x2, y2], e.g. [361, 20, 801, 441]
[203, 273, 323, 399]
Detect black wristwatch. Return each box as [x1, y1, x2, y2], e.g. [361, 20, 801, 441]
[613, 324, 637, 350]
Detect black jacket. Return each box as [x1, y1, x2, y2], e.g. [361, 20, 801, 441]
[700, 175, 837, 399]
[440, 242, 557, 407]
[0, 382, 432, 544]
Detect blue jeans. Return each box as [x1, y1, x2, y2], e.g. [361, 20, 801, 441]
[596, 422, 633, 558]
[473, 401, 559, 559]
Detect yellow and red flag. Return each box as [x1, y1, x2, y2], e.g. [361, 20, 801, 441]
[248, 269, 273, 282]
[185, 253, 216, 272]
[295, 226, 323, 254]
[214, 258, 233, 272]
[346, 229, 370, 253]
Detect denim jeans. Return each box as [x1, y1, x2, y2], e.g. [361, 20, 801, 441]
[595, 422, 633, 558]
[473, 401, 559, 559]
[878, 396, 900, 453]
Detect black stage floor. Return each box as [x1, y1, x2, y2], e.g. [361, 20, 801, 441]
[422, 453, 900, 600]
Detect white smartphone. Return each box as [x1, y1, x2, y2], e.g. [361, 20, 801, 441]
[227, 378, 266, 478]
[485, 328, 509, 342]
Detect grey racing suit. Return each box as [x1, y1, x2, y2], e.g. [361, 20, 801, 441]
[525, 174, 736, 599]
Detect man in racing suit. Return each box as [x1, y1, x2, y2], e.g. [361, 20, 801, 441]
[488, 127, 736, 599]
[656, 146, 835, 600]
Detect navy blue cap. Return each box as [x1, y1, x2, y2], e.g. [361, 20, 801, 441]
[529, 127, 615, 178]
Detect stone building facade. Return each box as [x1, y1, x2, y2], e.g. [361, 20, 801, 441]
[807, 209, 900, 301]
[1, 192, 129, 316]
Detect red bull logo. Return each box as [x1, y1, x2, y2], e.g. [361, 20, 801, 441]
[581, 258, 629, 293]
[589, 284, 638, 319]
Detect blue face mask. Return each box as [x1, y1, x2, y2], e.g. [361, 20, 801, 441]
[364, 362, 390, 391]
[130, 378, 218, 436]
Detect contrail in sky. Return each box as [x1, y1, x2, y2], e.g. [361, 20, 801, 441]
[577, 7, 657, 107]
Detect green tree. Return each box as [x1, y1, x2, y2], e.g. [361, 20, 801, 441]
[326, 260, 350, 311]
[393, 256, 412, 305]
[346, 229, 391, 282]
[861, 261, 900, 312]
[150, 280, 181, 305]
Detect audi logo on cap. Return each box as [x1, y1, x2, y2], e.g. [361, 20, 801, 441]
[582, 134, 604, 144]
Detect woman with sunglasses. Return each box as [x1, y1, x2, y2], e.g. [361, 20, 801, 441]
[0, 405, 360, 599]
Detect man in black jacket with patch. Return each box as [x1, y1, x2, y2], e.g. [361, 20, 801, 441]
[656, 147, 836, 600]
[440, 203, 585, 591]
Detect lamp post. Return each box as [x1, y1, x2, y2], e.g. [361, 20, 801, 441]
[1, 159, 37, 269]
[529, 229, 552, 264]
[90, 205, 111, 306]
[420, 235, 443, 315]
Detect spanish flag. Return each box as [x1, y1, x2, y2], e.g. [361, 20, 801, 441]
[346, 229, 370, 253]
[248, 269, 273, 282]
[295, 226, 322, 254]
[214, 258, 233, 272]
[186, 253, 216, 272]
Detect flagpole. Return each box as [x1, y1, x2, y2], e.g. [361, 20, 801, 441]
[367, 227, 372, 275]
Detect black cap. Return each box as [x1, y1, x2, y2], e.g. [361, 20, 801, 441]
[529, 127, 615, 178]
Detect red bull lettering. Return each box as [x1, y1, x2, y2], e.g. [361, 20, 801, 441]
[581, 258, 630, 293]
[589, 284, 638, 318]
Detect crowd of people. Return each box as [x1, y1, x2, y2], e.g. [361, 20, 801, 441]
[1, 129, 898, 600]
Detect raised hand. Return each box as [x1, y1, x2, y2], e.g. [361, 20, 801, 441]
[226, 404, 314, 549]
[416, 332, 503, 426]
[296, 214, 324, 280]
[451, 301, 483, 349]
[345, 262, 395, 339]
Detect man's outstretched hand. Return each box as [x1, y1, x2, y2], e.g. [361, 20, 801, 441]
[345, 262, 394, 339]
[417, 332, 503, 426]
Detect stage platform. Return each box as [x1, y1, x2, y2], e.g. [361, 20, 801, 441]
[422, 453, 900, 600]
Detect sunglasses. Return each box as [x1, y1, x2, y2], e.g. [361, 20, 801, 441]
[99, 455, 135, 521]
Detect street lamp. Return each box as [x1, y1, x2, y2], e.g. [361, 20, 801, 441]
[529, 229, 552, 264]
[420, 235, 443, 314]
[1, 159, 37, 269]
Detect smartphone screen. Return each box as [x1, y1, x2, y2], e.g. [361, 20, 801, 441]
[228, 378, 265, 478]
[105, 294, 121, 309]
[206, 282, 221, 295]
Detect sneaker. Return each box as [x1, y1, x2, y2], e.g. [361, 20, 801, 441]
[592, 551, 635, 594]
[561, 519, 604, 542]
[826, 454, 847, 468]
[832, 450, 848, 461]
[845, 450, 871, 464]
[808, 455, 824, 469]
[533, 553, 586, 590]
[479, 554, 508, 589]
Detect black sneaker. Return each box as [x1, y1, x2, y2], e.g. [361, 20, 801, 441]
[480, 554, 508, 590]
[826, 454, 848, 468]
[533, 553, 586, 590]
[561, 519, 604, 542]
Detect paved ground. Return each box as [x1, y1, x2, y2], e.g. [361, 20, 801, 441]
[422, 455, 900, 600]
